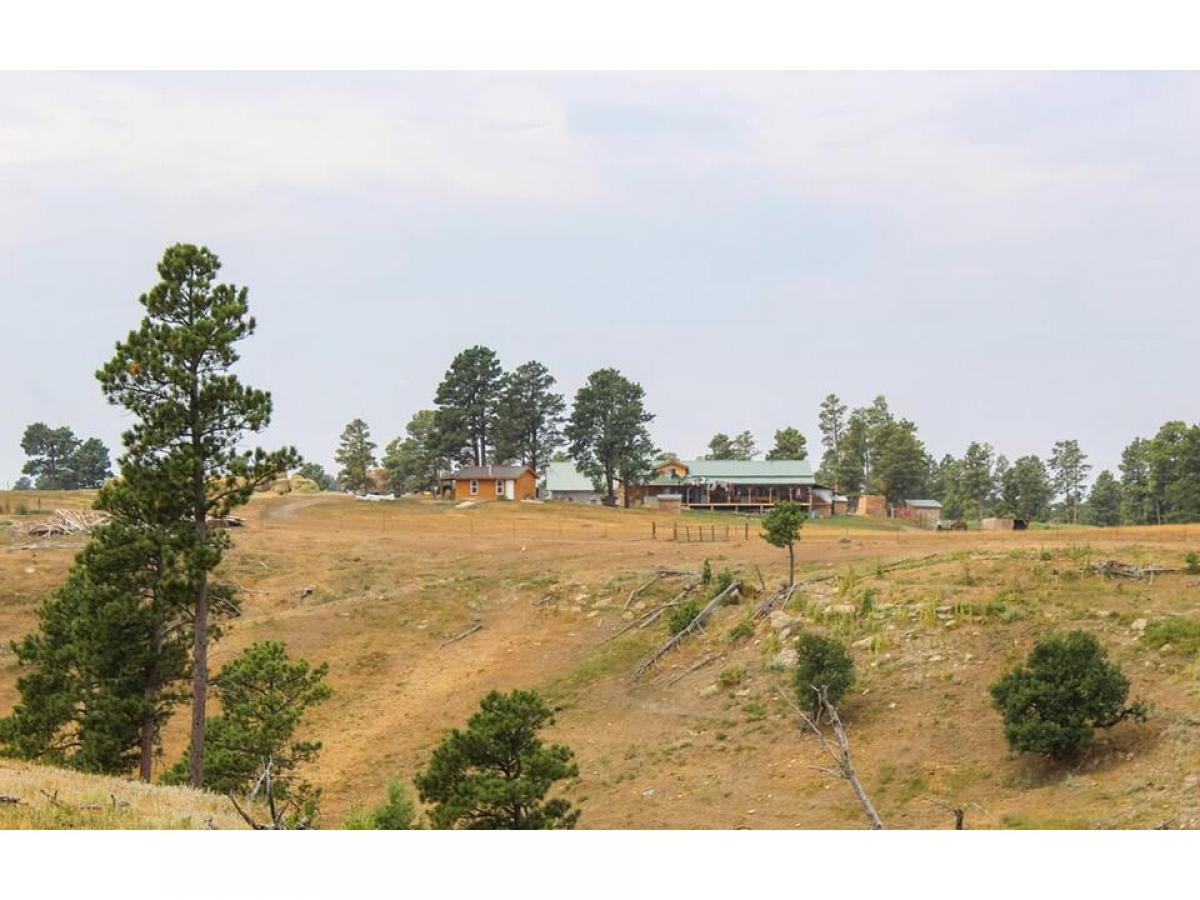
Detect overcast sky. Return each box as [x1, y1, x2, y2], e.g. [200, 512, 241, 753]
[2, 72, 1196, 483]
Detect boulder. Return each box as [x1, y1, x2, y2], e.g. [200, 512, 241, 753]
[768, 610, 798, 632]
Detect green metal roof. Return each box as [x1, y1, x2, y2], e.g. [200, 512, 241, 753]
[543, 461, 599, 492]
[904, 498, 942, 509]
[648, 459, 815, 485]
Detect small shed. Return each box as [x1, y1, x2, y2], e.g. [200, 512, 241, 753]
[854, 494, 888, 518]
[898, 498, 943, 528]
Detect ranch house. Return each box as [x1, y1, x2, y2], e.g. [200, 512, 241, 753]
[628, 458, 819, 513]
[443, 465, 537, 502]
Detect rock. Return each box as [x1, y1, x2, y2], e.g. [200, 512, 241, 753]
[1184, 774, 1199, 789]
[698, 684, 720, 698]
[1131, 618, 1148, 633]
[927, 654, 943, 663]
[768, 611, 798, 632]
[772, 647, 799, 669]
[779, 627, 793, 642]
[734, 688, 751, 698]
[641, 788, 656, 798]
[852, 636, 873, 649]
[827, 604, 857, 616]
[935, 604, 953, 615]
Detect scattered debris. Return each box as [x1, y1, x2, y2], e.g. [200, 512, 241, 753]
[298, 585, 315, 599]
[11, 509, 110, 537]
[207, 515, 245, 529]
[0, 795, 22, 805]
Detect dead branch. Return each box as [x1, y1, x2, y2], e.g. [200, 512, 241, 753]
[440, 622, 483, 647]
[632, 580, 741, 680]
[778, 684, 884, 830]
[0, 794, 23, 805]
[605, 582, 699, 643]
[1089, 560, 1179, 581]
[925, 797, 986, 830]
[624, 573, 664, 610]
[666, 651, 723, 686]
[38, 789, 69, 811]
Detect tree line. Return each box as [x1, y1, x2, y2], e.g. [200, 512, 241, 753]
[331, 348, 656, 506]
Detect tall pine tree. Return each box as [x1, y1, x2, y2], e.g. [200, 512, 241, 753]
[96, 243, 297, 787]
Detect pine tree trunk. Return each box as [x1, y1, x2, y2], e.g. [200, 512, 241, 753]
[189, 382, 209, 789]
[139, 619, 164, 782]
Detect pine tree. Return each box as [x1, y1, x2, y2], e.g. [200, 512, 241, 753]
[433, 346, 505, 465]
[96, 243, 297, 788]
[415, 689, 579, 829]
[730, 430, 758, 460]
[165, 641, 330, 814]
[565, 368, 656, 507]
[492, 361, 566, 473]
[382, 410, 445, 495]
[767, 427, 807, 460]
[760, 500, 805, 585]
[1049, 439, 1091, 524]
[958, 442, 996, 521]
[20, 423, 81, 489]
[335, 418, 377, 493]
[1087, 470, 1122, 526]
[0, 491, 195, 779]
[706, 433, 735, 460]
[71, 438, 113, 488]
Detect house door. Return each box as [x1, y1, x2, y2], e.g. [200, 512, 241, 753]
[505, 480, 515, 500]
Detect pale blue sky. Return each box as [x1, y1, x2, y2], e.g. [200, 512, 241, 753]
[2, 72, 1196, 482]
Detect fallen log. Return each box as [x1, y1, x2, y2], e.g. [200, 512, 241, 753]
[666, 651, 723, 686]
[605, 582, 698, 643]
[632, 580, 741, 681]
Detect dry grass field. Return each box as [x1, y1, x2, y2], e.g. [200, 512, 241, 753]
[3, 490, 1200, 829]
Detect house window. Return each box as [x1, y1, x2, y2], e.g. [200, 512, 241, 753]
[495, 480, 505, 495]
[469, 480, 478, 495]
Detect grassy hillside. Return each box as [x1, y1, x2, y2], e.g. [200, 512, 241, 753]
[3, 492, 1200, 828]
[0, 761, 244, 829]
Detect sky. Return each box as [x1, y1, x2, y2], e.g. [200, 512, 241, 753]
[2, 72, 1197, 483]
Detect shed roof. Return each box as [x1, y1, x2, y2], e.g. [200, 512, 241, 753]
[450, 465, 532, 480]
[543, 461, 598, 492]
[904, 498, 943, 509]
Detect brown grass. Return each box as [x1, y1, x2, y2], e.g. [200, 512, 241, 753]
[4, 491, 1200, 829]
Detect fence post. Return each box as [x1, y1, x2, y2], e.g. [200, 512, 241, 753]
[674, 522, 678, 541]
[744, 521, 749, 540]
[710, 525, 715, 542]
[652, 521, 657, 540]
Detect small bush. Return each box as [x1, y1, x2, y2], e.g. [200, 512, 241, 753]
[718, 665, 746, 689]
[667, 600, 701, 635]
[794, 633, 855, 717]
[859, 588, 877, 617]
[701, 559, 713, 586]
[727, 619, 755, 644]
[713, 568, 734, 596]
[1185, 552, 1200, 575]
[989, 631, 1146, 759]
[1144, 617, 1200, 656]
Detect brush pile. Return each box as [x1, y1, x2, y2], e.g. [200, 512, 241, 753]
[11, 509, 111, 537]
